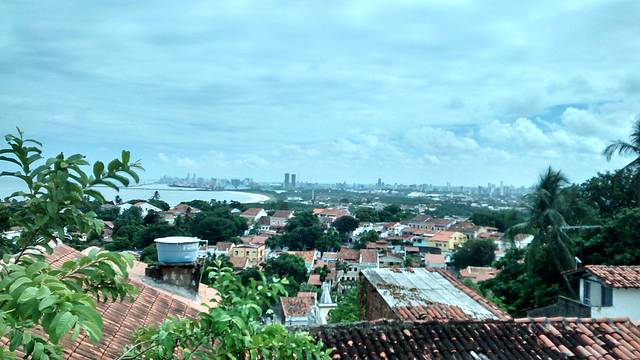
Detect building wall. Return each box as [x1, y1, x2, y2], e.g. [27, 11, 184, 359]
[591, 288, 640, 322]
[360, 276, 397, 321]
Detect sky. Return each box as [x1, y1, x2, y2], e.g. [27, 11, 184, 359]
[1, 0, 639, 186]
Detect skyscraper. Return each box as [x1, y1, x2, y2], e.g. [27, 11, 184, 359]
[284, 173, 290, 188]
[291, 174, 296, 188]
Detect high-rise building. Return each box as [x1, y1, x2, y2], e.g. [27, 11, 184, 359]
[291, 174, 297, 188]
[377, 178, 382, 188]
[284, 173, 290, 188]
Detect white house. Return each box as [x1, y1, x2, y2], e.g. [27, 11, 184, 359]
[119, 202, 162, 217]
[571, 265, 640, 322]
[239, 208, 267, 223]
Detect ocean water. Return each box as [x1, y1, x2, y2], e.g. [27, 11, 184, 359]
[0, 180, 269, 206]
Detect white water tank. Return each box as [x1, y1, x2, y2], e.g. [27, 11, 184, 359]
[154, 236, 205, 264]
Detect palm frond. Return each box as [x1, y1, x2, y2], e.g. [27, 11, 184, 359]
[602, 140, 640, 161]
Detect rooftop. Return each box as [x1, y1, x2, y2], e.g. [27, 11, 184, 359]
[361, 268, 509, 321]
[280, 296, 315, 318]
[310, 317, 640, 359]
[240, 208, 264, 216]
[579, 265, 640, 288]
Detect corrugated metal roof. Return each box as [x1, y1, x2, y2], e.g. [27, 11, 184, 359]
[362, 268, 497, 320]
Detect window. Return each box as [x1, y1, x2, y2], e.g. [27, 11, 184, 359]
[583, 280, 591, 305]
[602, 286, 613, 307]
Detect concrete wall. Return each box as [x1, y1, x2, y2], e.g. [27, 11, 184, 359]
[360, 276, 397, 321]
[591, 288, 640, 322]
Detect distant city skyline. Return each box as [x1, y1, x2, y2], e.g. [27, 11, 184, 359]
[1, 1, 638, 186]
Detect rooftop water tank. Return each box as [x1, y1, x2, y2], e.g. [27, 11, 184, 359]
[154, 236, 206, 264]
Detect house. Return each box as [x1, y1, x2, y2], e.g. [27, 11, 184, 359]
[313, 208, 350, 224]
[564, 265, 640, 322]
[240, 235, 270, 246]
[167, 203, 201, 217]
[360, 268, 510, 322]
[425, 218, 455, 231]
[207, 241, 234, 257]
[459, 266, 498, 283]
[311, 317, 640, 359]
[406, 214, 432, 229]
[320, 252, 338, 263]
[307, 274, 322, 286]
[102, 220, 114, 242]
[270, 210, 294, 228]
[228, 256, 249, 271]
[287, 250, 317, 272]
[119, 201, 162, 217]
[229, 243, 265, 266]
[424, 253, 446, 268]
[239, 208, 267, 223]
[257, 215, 272, 232]
[426, 231, 466, 251]
[378, 254, 403, 268]
[449, 221, 477, 239]
[337, 247, 360, 271]
[278, 295, 317, 326]
[358, 249, 379, 270]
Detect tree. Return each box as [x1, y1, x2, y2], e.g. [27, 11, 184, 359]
[332, 215, 359, 236]
[603, 116, 640, 199]
[285, 211, 320, 232]
[140, 244, 158, 263]
[507, 167, 575, 290]
[316, 228, 342, 252]
[263, 254, 308, 296]
[122, 261, 330, 359]
[578, 208, 640, 265]
[353, 230, 378, 249]
[134, 223, 189, 249]
[328, 287, 359, 323]
[281, 226, 324, 250]
[114, 195, 123, 205]
[0, 129, 141, 359]
[148, 198, 170, 211]
[143, 209, 162, 225]
[354, 207, 377, 223]
[452, 239, 496, 268]
[470, 210, 525, 232]
[189, 211, 247, 244]
[314, 265, 330, 283]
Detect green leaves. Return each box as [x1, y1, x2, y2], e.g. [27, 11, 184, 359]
[124, 263, 330, 360]
[0, 129, 141, 359]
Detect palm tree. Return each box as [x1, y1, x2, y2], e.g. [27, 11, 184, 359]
[603, 116, 640, 169]
[506, 167, 576, 285]
[603, 116, 640, 200]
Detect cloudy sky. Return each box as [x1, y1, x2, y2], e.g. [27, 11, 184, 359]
[1, 0, 639, 186]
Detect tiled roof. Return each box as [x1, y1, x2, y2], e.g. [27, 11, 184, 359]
[313, 208, 349, 217]
[308, 274, 322, 286]
[288, 250, 316, 264]
[310, 317, 640, 359]
[338, 247, 360, 262]
[362, 268, 509, 321]
[272, 210, 294, 218]
[4, 244, 202, 360]
[321, 252, 338, 260]
[297, 292, 317, 299]
[408, 214, 431, 223]
[359, 249, 378, 264]
[258, 215, 271, 225]
[460, 266, 499, 282]
[228, 256, 248, 269]
[429, 231, 457, 242]
[424, 253, 446, 265]
[394, 303, 473, 321]
[583, 265, 640, 288]
[240, 208, 264, 216]
[280, 296, 315, 318]
[404, 246, 419, 253]
[215, 241, 234, 251]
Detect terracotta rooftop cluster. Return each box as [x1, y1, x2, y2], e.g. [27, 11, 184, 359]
[311, 317, 640, 359]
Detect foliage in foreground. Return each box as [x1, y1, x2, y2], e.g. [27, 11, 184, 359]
[122, 261, 331, 360]
[0, 129, 141, 359]
[328, 287, 359, 324]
